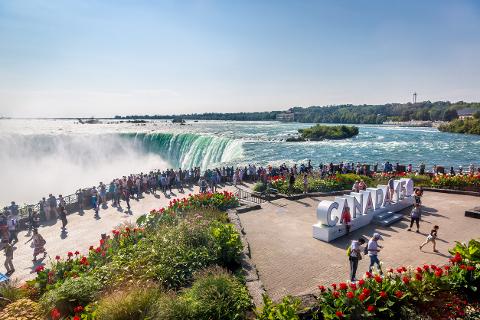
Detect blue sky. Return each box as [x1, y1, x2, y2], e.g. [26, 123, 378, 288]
[0, 0, 479, 117]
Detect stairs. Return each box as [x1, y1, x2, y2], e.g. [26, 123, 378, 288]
[373, 211, 404, 226]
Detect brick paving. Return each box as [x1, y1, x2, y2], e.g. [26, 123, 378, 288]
[1, 184, 236, 283]
[238, 192, 480, 300]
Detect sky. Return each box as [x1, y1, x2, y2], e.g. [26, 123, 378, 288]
[0, 0, 479, 117]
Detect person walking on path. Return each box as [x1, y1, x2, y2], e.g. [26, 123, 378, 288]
[348, 238, 366, 282]
[3, 240, 14, 274]
[27, 229, 47, 262]
[303, 174, 308, 194]
[288, 172, 295, 195]
[367, 233, 383, 275]
[408, 203, 422, 232]
[420, 225, 439, 252]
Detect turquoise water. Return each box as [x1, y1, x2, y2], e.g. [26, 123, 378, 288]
[1, 119, 479, 203]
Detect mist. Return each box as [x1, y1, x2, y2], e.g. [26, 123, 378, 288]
[0, 133, 170, 206]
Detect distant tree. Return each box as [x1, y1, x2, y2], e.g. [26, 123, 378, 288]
[474, 111, 480, 119]
[442, 109, 458, 121]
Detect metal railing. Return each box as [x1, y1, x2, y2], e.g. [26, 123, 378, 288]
[235, 188, 268, 205]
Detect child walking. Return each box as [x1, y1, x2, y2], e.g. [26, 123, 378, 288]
[420, 225, 439, 252]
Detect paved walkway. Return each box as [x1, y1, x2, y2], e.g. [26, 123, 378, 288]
[238, 191, 480, 300]
[1, 185, 236, 283]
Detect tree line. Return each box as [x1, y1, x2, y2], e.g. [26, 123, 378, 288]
[115, 101, 480, 124]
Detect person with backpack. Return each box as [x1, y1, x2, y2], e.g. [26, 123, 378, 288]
[348, 238, 366, 282]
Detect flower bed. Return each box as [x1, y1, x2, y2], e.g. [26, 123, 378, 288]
[431, 174, 480, 191]
[1, 192, 250, 320]
[257, 239, 480, 320]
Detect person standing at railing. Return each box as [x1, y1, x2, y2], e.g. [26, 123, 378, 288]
[58, 197, 68, 229]
[76, 189, 85, 211]
[48, 194, 58, 220]
[39, 197, 48, 221]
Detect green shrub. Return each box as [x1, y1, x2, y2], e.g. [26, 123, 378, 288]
[184, 267, 252, 320]
[39, 275, 101, 315]
[253, 182, 267, 192]
[0, 281, 25, 308]
[299, 124, 359, 140]
[210, 221, 243, 267]
[256, 295, 301, 320]
[95, 284, 162, 320]
[148, 294, 196, 320]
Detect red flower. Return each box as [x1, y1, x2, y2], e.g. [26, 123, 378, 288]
[89, 245, 94, 250]
[396, 267, 404, 273]
[331, 283, 337, 290]
[332, 291, 340, 298]
[387, 268, 394, 273]
[467, 266, 475, 271]
[435, 269, 443, 277]
[358, 293, 367, 301]
[365, 271, 372, 278]
[74, 250, 80, 255]
[423, 264, 430, 271]
[346, 291, 355, 299]
[362, 288, 371, 296]
[367, 305, 375, 313]
[74, 305, 84, 313]
[73, 316, 81, 320]
[335, 311, 344, 318]
[402, 266, 407, 272]
[416, 267, 423, 273]
[339, 282, 348, 290]
[318, 285, 326, 292]
[444, 265, 450, 271]
[374, 275, 382, 283]
[51, 308, 61, 320]
[402, 276, 410, 284]
[95, 247, 101, 253]
[349, 283, 357, 290]
[358, 279, 365, 286]
[35, 265, 45, 273]
[379, 291, 388, 298]
[67, 251, 73, 257]
[415, 273, 423, 281]
[460, 264, 467, 270]
[430, 264, 438, 270]
[55, 255, 61, 260]
[395, 290, 403, 298]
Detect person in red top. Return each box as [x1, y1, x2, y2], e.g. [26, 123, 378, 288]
[341, 206, 352, 234]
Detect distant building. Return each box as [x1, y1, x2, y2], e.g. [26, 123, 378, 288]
[457, 108, 475, 120]
[276, 112, 295, 122]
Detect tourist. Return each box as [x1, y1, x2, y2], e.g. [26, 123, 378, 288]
[76, 189, 85, 211]
[414, 187, 423, 205]
[39, 197, 47, 221]
[358, 179, 367, 191]
[419, 162, 426, 175]
[123, 189, 131, 211]
[303, 174, 308, 194]
[450, 166, 455, 175]
[352, 180, 360, 193]
[407, 203, 422, 232]
[387, 177, 395, 201]
[7, 214, 18, 244]
[48, 194, 58, 219]
[9, 201, 19, 216]
[58, 203, 68, 229]
[367, 233, 383, 275]
[27, 229, 47, 262]
[340, 206, 352, 234]
[420, 225, 439, 252]
[27, 207, 38, 232]
[3, 240, 14, 274]
[407, 163, 413, 173]
[288, 172, 295, 195]
[348, 238, 366, 282]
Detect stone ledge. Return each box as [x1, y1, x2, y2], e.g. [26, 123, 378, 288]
[465, 207, 480, 219]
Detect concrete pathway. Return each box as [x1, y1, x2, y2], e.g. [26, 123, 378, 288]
[1, 184, 236, 284]
[238, 191, 480, 300]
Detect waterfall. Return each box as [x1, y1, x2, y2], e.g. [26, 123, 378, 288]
[129, 132, 244, 170]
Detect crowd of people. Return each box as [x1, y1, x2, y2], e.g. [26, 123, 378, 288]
[1, 160, 477, 278]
